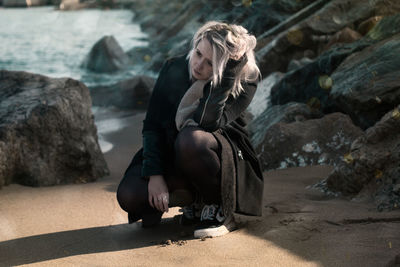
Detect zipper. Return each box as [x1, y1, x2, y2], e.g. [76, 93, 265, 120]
[199, 83, 213, 124]
[238, 149, 243, 160]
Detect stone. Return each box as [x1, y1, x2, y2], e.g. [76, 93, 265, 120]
[253, 112, 362, 171]
[269, 39, 370, 112]
[154, 1, 203, 44]
[365, 14, 400, 41]
[126, 46, 154, 65]
[58, 0, 89, 10]
[256, 0, 400, 77]
[90, 75, 155, 110]
[326, 105, 400, 210]
[323, 27, 362, 51]
[329, 33, 400, 129]
[249, 102, 324, 149]
[81, 36, 132, 73]
[0, 70, 109, 188]
[357, 16, 383, 36]
[270, 15, 400, 129]
[3, 0, 47, 7]
[287, 57, 313, 72]
[246, 72, 284, 120]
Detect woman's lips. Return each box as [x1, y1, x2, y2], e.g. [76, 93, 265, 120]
[194, 69, 201, 76]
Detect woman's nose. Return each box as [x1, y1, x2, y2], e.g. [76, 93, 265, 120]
[196, 60, 205, 70]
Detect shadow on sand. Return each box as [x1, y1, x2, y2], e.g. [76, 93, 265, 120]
[0, 218, 194, 266]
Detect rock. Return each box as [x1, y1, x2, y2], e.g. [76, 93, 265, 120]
[323, 27, 362, 51]
[329, 33, 400, 129]
[58, 0, 88, 10]
[305, 0, 400, 33]
[90, 75, 155, 110]
[154, 1, 203, 44]
[0, 70, 109, 188]
[253, 112, 362, 171]
[256, 0, 331, 45]
[249, 102, 324, 149]
[270, 14, 400, 129]
[166, 37, 192, 58]
[326, 105, 400, 211]
[239, 0, 318, 37]
[366, 14, 400, 41]
[3, 0, 47, 7]
[357, 16, 383, 36]
[148, 52, 169, 72]
[269, 39, 371, 112]
[246, 72, 284, 120]
[386, 254, 400, 267]
[81, 36, 132, 73]
[126, 46, 154, 65]
[287, 57, 313, 72]
[256, 0, 400, 77]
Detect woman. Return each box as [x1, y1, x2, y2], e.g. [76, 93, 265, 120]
[117, 21, 264, 238]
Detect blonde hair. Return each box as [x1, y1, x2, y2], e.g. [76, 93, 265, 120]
[187, 21, 261, 98]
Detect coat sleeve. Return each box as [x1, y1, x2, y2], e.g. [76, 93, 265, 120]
[141, 60, 171, 177]
[192, 58, 258, 132]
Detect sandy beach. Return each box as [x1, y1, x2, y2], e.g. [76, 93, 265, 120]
[0, 112, 399, 266]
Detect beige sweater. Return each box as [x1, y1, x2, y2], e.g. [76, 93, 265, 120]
[175, 79, 208, 131]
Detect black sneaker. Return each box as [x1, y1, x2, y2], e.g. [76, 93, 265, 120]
[179, 203, 203, 226]
[193, 204, 236, 238]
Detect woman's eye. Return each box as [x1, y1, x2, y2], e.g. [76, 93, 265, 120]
[207, 61, 212, 67]
[196, 50, 202, 57]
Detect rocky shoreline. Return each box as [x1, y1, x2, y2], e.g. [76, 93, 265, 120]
[1, 0, 400, 211]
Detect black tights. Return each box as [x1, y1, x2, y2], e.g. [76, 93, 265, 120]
[116, 127, 221, 219]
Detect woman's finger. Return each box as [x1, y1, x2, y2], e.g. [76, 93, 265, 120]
[148, 194, 154, 209]
[155, 196, 162, 212]
[161, 194, 169, 212]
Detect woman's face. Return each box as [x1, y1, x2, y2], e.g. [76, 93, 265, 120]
[190, 38, 213, 81]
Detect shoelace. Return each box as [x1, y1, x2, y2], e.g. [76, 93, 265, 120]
[200, 204, 226, 223]
[180, 205, 195, 220]
[200, 204, 218, 221]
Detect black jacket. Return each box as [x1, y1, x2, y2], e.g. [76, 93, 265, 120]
[140, 54, 264, 216]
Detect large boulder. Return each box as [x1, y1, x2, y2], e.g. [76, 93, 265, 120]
[326, 105, 400, 211]
[269, 39, 370, 111]
[249, 102, 324, 148]
[246, 72, 284, 120]
[270, 15, 400, 129]
[0, 70, 109, 188]
[329, 32, 400, 129]
[81, 36, 132, 73]
[253, 112, 363, 171]
[153, 1, 203, 44]
[90, 75, 155, 110]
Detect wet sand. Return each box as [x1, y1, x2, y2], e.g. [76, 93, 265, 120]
[0, 112, 399, 266]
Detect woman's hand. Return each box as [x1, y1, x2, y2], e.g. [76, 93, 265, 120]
[223, 54, 248, 79]
[148, 175, 169, 212]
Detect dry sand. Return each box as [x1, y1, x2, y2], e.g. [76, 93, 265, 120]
[0, 112, 399, 266]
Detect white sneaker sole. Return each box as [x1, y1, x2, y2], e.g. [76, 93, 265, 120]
[194, 220, 236, 238]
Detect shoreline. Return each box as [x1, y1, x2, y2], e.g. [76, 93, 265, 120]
[1, 112, 399, 266]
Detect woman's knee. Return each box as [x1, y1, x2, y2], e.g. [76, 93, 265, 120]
[174, 127, 213, 157]
[116, 176, 148, 214]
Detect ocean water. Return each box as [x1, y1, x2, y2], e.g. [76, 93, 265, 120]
[0, 7, 148, 153]
[0, 6, 148, 87]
